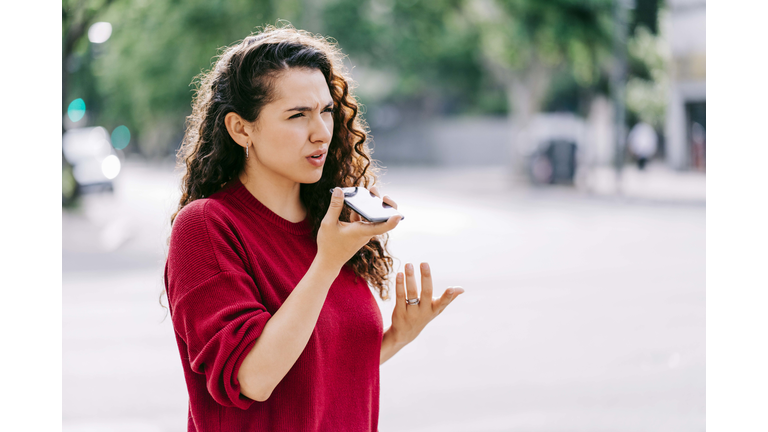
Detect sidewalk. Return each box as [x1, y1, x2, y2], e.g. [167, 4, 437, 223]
[376, 161, 705, 209]
[578, 162, 706, 205]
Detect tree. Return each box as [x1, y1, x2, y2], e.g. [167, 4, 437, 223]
[464, 0, 614, 176]
[322, 0, 501, 116]
[90, 0, 290, 156]
[62, 0, 119, 130]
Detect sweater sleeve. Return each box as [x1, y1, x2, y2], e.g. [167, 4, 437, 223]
[166, 200, 271, 409]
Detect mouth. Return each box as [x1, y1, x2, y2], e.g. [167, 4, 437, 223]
[306, 151, 327, 166]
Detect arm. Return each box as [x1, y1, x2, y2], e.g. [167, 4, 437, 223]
[237, 188, 402, 402]
[380, 327, 408, 365]
[237, 255, 338, 401]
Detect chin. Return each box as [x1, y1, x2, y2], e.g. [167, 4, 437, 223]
[298, 169, 324, 185]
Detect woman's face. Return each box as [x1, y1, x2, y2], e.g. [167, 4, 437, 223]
[245, 67, 334, 186]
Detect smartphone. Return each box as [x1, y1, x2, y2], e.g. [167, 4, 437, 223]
[329, 187, 405, 223]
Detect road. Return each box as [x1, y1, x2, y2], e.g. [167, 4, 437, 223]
[63, 158, 705, 432]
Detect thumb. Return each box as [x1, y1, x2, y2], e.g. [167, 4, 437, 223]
[324, 187, 345, 222]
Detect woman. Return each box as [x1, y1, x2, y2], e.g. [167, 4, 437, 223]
[164, 25, 464, 431]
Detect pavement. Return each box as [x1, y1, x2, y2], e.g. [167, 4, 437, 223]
[63, 157, 705, 432]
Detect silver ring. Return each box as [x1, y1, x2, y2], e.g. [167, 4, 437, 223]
[406, 298, 420, 305]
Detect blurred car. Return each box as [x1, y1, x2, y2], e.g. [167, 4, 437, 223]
[62, 150, 79, 206]
[62, 126, 122, 194]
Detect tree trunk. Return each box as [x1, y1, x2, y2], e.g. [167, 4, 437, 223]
[505, 60, 551, 183]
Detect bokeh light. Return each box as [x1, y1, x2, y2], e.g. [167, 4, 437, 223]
[88, 22, 113, 44]
[67, 98, 86, 122]
[111, 125, 131, 150]
[101, 154, 121, 180]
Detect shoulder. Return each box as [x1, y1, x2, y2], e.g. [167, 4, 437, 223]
[174, 196, 230, 227]
[173, 194, 245, 238]
[170, 196, 241, 253]
[167, 197, 249, 294]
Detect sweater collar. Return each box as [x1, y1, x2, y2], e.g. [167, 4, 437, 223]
[224, 178, 313, 236]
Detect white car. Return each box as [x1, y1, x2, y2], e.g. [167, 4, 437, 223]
[62, 126, 122, 193]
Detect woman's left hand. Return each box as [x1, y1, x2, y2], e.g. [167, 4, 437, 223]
[389, 262, 464, 347]
[363, 185, 464, 362]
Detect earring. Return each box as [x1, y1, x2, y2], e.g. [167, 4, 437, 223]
[245, 143, 249, 158]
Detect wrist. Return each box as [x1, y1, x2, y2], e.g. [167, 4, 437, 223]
[384, 326, 410, 348]
[312, 252, 343, 279]
[380, 326, 410, 364]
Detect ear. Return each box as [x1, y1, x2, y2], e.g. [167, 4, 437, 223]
[224, 112, 252, 149]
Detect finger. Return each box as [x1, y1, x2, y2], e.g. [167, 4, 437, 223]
[349, 210, 362, 223]
[434, 286, 464, 315]
[404, 263, 419, 307]
[370, 185, 398, 210]
[323, 187, 345, 223]
[382, 195, 398, 210]
[419, 262, 433, 310]
[351, 214, 402, 237]
[394, 272, 406, 310]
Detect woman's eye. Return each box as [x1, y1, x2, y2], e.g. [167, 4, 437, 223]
[289, 108, 332, 119]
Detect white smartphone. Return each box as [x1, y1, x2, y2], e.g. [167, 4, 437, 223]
[330, 187, 405, 223]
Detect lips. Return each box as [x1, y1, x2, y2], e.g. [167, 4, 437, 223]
[307, 149, 327, 158]
[306, 149, 327, 167]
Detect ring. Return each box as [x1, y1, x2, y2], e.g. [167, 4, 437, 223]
[406, 298, 420, 305]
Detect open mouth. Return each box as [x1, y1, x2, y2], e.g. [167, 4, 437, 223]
[306, 152, 326, 166]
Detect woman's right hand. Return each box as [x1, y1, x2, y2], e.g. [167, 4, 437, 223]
[317, 187, 402, 270]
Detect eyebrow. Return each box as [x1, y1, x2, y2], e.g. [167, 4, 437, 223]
[285, 101, 335, 113]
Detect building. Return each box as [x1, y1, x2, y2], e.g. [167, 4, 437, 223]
[664, 0, 706, 171]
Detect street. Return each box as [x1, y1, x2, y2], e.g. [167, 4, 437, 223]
[63, 158, 705, 432]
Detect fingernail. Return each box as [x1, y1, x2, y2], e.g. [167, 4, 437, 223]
[333, 188, 342, 197]
[405, 263, 413, 273]
[421, 262, 430, 272]
[446, 288, 453, 295]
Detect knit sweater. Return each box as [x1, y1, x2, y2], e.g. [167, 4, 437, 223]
[164, 179, 383, 431]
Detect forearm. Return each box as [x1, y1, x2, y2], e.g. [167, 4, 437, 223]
[380, 326, 409, 365]
[238, 255, 340, 401]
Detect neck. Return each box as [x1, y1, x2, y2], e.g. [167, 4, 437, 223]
[238, 165, 306, 223]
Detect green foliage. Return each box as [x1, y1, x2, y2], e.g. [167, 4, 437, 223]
[89, 0, 285, 155]
[625, 25, 669, 129]
[323, 0, 492, 115]
[474, 0, 614, 87]
[62, 0, 117, 115]
[62, 0, 669, 156]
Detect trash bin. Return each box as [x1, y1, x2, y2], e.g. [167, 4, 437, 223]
[529, 139, 577, 185]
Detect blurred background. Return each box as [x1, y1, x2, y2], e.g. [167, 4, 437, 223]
[62, 0, 705, 431]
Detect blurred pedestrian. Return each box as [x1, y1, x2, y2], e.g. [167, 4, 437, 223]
[627, 122, 658, 170]
[690, 122, 706, 171]
[164, 24, 464, 432]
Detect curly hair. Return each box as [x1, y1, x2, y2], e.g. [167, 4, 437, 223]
[170, 24, 395, 300]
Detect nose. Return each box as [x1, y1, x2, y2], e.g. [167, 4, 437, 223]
[310, 112, 333, 145]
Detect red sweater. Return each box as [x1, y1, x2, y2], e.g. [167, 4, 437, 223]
[164, 179, 383, 431]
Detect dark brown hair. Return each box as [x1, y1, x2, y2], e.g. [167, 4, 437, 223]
[170, 24, 394, 300]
